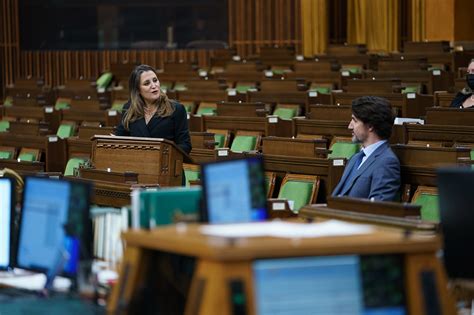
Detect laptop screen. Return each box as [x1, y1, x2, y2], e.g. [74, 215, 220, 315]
[201, 156, 268, 224]
[16, 177, 92, 276]
[0, 178, 14, 269]
[253, 254, 406, 315]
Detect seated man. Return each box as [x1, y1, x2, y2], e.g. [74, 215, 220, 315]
[332, 96, 400, 201]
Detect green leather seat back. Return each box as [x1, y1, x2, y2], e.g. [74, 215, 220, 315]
[18, 153, 35, 162]
[273, 107, 297, 120]
[184, 169, 200, 187]
[310, 86, 331, 94]
[214, 134, 226, 148]
[96, 72, 113, 89]
[230, 135, 257, 152]
[235, 84, 255, 93]
[183, 103, 194, 113]
[413, 193, 439, 222]
[57, 124, 74, 139]
[328, 142, 360, 159]
[278, 180, 314, 212]
[55, 100, 71, 110]
[111, 102, 125, 111]
[401, 86, 419, 94]
[196, 107, 216, 116]
[0, 120, 10, 132]
[0, 151, 12, 159]
[3, 96, 13, 106]
[64, 157, 87, 176]
[174, 82, 187, 91]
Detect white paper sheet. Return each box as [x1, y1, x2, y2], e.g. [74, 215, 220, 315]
[200, 220, 373, 239]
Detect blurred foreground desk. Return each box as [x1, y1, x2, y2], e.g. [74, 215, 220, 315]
[109, 223, 455, 315]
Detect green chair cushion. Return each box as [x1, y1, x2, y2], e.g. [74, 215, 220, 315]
[55, 101, 70, 110]
[328, 142, 360, 159]
[184, 169, 200, 187]
[196, 107, 216, 116]
[273, 107, 297, 120]
[414, 193, 439, 222]
[64, 157, 86, 176]
[0, 151, 12, 159]
[401, 86, 419, 94]
[18, 153, 35, 162]
[0, 120, 10, 132]
[57, 124, 74, 139]
[230, 135, 257, 152]
[470, 149, 474, 160]
[310, 86, 331, 94]
[343, 67, 361, 74]
[3, 96, 13, 106]
[235, 85, 255, 93]
[96, 72, 113, 89]
[174, 83, 187, 91]
[183, 103, 194, 113]
[111, 102, 125, 111]
[278, 180, 314, 212]
[214, 134, 226, 148]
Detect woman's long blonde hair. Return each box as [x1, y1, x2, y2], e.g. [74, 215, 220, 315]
[122, 64, 175, 130]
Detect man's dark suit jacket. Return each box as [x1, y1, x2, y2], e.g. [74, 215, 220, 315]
[331, 142, 400, 201]
[115, 101, 192, 154]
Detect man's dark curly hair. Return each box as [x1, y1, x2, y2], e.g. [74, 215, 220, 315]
[351, 96, 394, 140]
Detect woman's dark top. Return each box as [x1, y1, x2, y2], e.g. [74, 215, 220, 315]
[115, 100, 192, 154]
[450, 91, 473, 108]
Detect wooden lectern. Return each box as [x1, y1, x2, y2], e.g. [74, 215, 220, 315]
[108, 223, 456, 315]
[78, 135, 192, 207]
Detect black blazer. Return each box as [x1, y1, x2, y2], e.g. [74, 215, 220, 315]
[450, 91, 473, 108]
[115, 100, 192, 154]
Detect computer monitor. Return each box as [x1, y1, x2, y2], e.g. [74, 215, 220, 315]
[0, 177, 15, 270]
[16, 176, 92, 277]
[201, 156, 268, 224]
[253, 254, 406, 315]
[437, 167, 474, 279]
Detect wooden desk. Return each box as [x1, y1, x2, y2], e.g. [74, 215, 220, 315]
[109, 223, 455, 315]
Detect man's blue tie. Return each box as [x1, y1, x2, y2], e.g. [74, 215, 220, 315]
[339, 151, 365, 195]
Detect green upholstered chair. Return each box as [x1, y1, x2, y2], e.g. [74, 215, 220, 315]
[235, 84, 256, 93]
[0, 151, 12, 159]
[273, 107, 297, 120]
[196, 103, 216, 116]
[230, 135, 258, 152]
[309, 86, 332, 94]
[0, 147, 14, 159]
[56, 124, 75, 139]
[111, 101, 126, 111]
[341, 65, 362, 74]
[214, 134, 226, 148]
[183, 164, 200, 187]
[0, 120, 10, 132]
[96, 72, 113, 89]
[328, 141, 360, 159]
[18, 153, 35, 162]
[18, 148, 40, 162]
[181, 101, 196, 114]
[173, 82, 187, 91]
[3, 96, 13, 106]
[401, 85, 420, 94]
[64, 157, 87, 176]
[55, 98, 71, 110]
[412, 186, 439, 222]
[208, 129, 231, 148]
[277, 174, 320, 212]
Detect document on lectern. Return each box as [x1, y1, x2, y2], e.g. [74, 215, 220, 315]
[200, 220, 373, 238]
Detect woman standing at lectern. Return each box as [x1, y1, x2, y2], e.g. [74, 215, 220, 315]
[115, 64, 192, 154]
